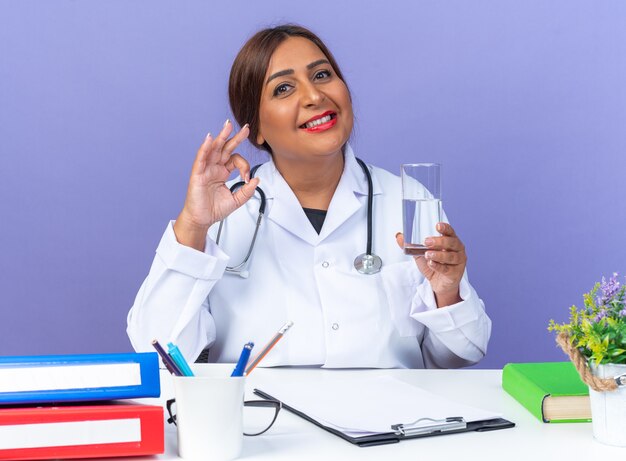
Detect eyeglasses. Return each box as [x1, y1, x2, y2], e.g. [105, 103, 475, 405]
[166, 398, 282, 437]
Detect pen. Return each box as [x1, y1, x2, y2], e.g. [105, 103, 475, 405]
[231, 342, 254, 377]
[244, 321, 294, 376]
[167, 342, 195, 377]
[151, 339, 183, 376]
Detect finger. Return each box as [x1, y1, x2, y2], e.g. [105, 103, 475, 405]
[224, 154, 251, 181]
[232, 177, 260, 208]
[424, 235, 465, 252]
[414, 253, 431, 274]
[426, 259, 454, 275]
[191, 132, 213, 176]
[425, 250, 465, 266]
[207, 119, 234, 163]
[395, 232, 404, 249]
[221, 124, 250, 163]
[436, 222, 457, 237]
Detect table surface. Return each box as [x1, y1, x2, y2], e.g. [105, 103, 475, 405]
[83, 368, 625, 461]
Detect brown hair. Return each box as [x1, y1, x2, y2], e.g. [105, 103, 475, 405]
[228, 24, 349, 154]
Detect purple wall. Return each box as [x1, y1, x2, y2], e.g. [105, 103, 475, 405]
[1, 1, 625, 368]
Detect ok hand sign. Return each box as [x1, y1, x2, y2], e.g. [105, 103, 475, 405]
[174, 120, 259, 251]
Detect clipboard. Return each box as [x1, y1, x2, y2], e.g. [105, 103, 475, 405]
[253, 388, 515, 447]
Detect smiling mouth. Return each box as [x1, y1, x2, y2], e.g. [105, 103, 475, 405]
[299, 113, 337, 129]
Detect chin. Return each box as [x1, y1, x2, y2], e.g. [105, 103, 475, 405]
[307, 132, 349, 155]
[308, 143, 345, 159]
[271, 131, 350, 161]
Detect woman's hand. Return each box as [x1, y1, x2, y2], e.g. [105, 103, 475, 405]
[174, 120, 260, 251]
[396, 222, 466, 308]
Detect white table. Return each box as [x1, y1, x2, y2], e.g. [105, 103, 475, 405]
[105, 368, 624, 461]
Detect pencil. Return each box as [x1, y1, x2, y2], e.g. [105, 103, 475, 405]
[244, 321, 293, 375]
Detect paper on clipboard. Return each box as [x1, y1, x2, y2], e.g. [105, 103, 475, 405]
[259, 375, 500, 437]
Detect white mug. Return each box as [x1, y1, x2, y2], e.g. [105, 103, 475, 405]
[172, 364, 245, 461]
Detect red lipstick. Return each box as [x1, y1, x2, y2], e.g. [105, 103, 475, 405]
[300, 111, 337, 133]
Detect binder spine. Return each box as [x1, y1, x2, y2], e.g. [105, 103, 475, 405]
[0, 404, 164, 460]
[0, 352, 161, 405]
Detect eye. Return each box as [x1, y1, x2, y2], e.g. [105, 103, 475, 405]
[314, 70, 332, 80]
[273, 83, 292, 97]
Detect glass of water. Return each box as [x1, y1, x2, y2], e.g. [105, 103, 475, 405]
[401, 163, 442, 256]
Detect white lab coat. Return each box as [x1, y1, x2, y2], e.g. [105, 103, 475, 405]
[127, 146, 491, 368]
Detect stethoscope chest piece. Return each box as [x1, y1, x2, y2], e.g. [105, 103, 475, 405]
[354, 253, 383, 275]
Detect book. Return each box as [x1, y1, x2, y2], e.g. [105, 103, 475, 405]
[255, 375, 514, 447]
[0, 402, 164, 460]
[502, 361, 591, 423]
[0, 352, 160, 405]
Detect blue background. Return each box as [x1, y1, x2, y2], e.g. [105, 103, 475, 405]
[1, 0, 625, 368]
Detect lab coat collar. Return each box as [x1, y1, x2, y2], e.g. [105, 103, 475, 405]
[341, 144, 383, 197]
[249, 145, 383, 246]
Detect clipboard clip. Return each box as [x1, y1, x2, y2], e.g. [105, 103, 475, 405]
[391, 416, 467, 436]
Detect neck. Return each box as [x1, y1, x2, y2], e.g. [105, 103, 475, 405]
[274, 151, 344, 210]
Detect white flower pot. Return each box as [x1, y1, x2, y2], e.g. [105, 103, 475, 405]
[589, 363, 626, 446]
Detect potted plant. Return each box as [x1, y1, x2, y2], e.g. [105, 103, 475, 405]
[549, 273, 626, 446]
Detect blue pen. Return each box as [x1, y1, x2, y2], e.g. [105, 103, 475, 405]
[167, 342, 194, 377]
[231, 342, 254, 377]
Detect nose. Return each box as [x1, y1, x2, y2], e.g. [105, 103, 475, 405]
[301, 81, 325, 107]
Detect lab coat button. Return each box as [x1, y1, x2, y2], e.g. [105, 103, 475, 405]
[322, 261, 330, 268]
[331, 323, 339, 330]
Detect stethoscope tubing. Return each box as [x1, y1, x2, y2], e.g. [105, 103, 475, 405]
[355, 158, 374, 257]
[216, 158, 380, 275]
[215, 165, 265, 273]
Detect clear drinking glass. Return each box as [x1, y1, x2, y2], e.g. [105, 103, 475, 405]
[401, 163, 442, 256]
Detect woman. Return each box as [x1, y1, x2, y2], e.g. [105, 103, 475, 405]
[127, 25, 491, 368]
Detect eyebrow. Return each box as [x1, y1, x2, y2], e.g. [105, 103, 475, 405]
[266, 59, 331, 85]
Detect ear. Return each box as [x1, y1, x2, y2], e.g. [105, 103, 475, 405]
[256, 132, 265, 146]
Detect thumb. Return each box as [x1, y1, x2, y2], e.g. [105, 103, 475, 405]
[395, 232, 404, 249]
[232, 177, 260, 208]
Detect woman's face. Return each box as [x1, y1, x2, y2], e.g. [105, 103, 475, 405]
[257, 37, 353, 163]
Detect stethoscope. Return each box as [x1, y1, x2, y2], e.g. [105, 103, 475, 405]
[215, 158, 382, 277]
